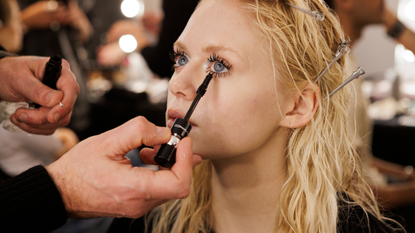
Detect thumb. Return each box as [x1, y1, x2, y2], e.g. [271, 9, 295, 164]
[24, 58, 63, 107]
[100, 116, 171, 156]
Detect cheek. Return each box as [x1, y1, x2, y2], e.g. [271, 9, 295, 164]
[194, 87, 280, 157]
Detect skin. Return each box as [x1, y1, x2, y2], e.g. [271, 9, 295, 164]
[0, 0, 23, 52]
[167, 0, 319, 232]
[0, 56, 202, 219]
[0, 56, 79, 135]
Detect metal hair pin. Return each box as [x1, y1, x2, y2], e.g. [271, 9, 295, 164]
[325, 67, 365, 99]
[314, 40, 350, 83]
[286, 2, 325, 21]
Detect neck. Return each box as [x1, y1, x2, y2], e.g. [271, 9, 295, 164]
[210, 128, 289, 233]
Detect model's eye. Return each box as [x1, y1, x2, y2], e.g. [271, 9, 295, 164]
[177, 54, 189, 66]
[170, 49, 190, 70]
[211, 62, 228, 73]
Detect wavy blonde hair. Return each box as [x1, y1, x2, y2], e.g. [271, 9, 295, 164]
[147, 0, 391, 232]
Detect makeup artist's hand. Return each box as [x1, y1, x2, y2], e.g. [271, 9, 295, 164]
[46, 116, 202, 218]
[0, 56, 79, 135]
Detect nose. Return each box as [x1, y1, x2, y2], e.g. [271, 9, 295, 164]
[169, 68, 199, 101]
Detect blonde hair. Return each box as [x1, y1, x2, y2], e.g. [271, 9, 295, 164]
[147, 0, 392, 232]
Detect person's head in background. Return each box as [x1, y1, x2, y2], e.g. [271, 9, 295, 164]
[150, 0, 392, 232]
[0, 0, 22, 52]
[324, 0, 384, 44]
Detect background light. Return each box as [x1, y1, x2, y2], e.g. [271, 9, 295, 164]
[403, 49, 415, 62]
[121, 0, 144, 18]
[406, 1, 415, 20]
[119, 35, 138, 53]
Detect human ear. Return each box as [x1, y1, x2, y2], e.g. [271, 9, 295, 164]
[279, 83, 320, 128]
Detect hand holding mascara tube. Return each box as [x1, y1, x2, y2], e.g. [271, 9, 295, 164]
[154, 73, 214, 168]
[34, 55, 63, 108]
[0, 55, 80, 134]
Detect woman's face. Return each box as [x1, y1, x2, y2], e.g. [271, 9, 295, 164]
[0, 0, 23, 52]
[167, 0, 289, 159]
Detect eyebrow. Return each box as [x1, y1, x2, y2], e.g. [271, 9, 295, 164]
[174, 41, 242, 60]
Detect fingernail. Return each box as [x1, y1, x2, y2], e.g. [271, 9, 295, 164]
[54, 113, 60, 123]
[157, 127, 169, 136]
[18, 113, 28, 123]
[47, 91, 58, 102]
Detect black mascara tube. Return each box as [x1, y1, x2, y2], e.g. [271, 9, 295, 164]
[154, 73, 214, 168]
[34, 55, 63, 108]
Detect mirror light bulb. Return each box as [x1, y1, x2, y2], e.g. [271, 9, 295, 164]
[406, 1, 415, 20]
[119, 35, 138, 53]
[121, 0, 144, 18]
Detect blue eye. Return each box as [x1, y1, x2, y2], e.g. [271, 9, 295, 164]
[207, 53, 232, 78]
[177, 55, 189, 66]
[212, 62, 227, 73]
[170, 49, 190, 70]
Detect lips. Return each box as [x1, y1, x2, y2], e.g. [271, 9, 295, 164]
[167, 109, 197, 128]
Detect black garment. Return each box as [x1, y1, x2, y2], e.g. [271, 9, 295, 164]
[0, 46, 68, 232]
[0, 166, 68, 233]
[141, 0, 199, 78]
[108, 202, 396, 233]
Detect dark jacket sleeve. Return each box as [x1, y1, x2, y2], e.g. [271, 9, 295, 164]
[141, 0, 199, 78]
[0, 165, 68, 233]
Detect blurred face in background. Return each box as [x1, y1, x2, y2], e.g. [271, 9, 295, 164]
[0, 0, 23, 52]
[351, 0, 384, 26]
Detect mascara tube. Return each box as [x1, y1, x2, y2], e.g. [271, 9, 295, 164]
[34, 55, 63, 108]
[154, 73, 213, 168]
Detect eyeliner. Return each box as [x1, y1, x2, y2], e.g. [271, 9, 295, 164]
[154, 73, 214, 168]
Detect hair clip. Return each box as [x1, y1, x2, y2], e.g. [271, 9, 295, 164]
[285, 2, 325, 21]
[325, 67, 365, 99]
[314, 40, 350, 83]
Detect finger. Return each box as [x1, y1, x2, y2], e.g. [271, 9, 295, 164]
[9, 115, 56, 135]
[10, 112, 71, 132]
[18, 59, 64, 108]
[170, 138, 194, 185]
[139, 147, 158, 165]
[100, 116, 171, 156]
[14, 106, 72, 126]
[47, 59, 79, 124]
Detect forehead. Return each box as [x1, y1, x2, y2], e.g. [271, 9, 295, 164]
[178, 0, 261, 54]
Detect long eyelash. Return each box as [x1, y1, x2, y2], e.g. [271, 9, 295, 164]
[169, 48, 185, 71]
[207, 53, 232, 78]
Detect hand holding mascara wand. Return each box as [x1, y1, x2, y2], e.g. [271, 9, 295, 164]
[154, 73, 214, 168]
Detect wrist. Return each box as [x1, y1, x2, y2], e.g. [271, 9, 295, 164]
[387, 19, 406, 39]
[45, 162, 75, 217]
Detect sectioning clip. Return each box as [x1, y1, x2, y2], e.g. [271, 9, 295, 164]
[285, 2, 325, 21]
[325, 67, 365, 99]
[314, 40, 350, 83]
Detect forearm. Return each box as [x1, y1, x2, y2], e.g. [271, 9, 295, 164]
[374, 181, 415, 207]
[0, 166, 68, 232]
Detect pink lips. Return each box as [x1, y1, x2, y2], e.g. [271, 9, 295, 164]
[167, 109, 196, 128]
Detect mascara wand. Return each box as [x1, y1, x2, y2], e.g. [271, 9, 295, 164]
[154, 73, 214, 168]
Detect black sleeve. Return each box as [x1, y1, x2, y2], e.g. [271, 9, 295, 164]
[107, 217, 147, 233]
[0, 165, 68, 233]
[337, 204, 397, 233]
[141, 0, 199, 78]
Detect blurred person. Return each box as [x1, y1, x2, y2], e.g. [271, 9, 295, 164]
[18, 0, 94, 140]
[0, 52, 202, 232]
[0, 0, 23, 52]
[97, 0, 199, 79]
[326, 0, 415, 208]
